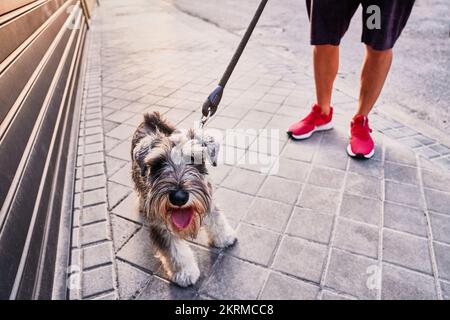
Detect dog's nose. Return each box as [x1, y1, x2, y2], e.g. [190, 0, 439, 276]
[169, 190, 189, 206]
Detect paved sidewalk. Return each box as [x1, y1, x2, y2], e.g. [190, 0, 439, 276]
[68, 0, 450, 300]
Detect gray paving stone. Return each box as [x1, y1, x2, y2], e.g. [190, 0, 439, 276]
[385, 162, 419, 185]
[112, 192, 143, 224]
[214, 188, 254, 222]
[230, 223, 280, 266]
[340, 194, 381, 226]
[275, 157, 310, 182]
[107, 181, 132, 210]
[287, 208, 333, 244]
[117, 261, 151, 300]
[84, 126, 102, 136]
[260, 272, 319, 300]
[106, 110, 135, 123]
[83, 175, 106, 192]
[385, 181, 423, 208]
[381, 264, 437, 300]
[307, 166, 345, 190]
[325, 249, 378, 299]
[84, 163, 104, 178]
[424, 188, 450, 215]
[82, 265, 115, 298]
[334, 218, 379, 258]
[117, 227, 161, 274]
[432, 156, 450, 171]
[105, 156, 127, 177]
[208, 115, 240, 130]
[272, 236, 327, 283]
[208, 164, 232, 185]
[108, 140, 131, 161]
[430, 144, 450, 156]
[421, 169, 450, 193]
[314, 146, 349, 171]
[400, 137, 423, 149]
[221, 168, 266, 195]
[244, 198, 292, 233]
[321, 290, 353, 300]
[84, 142, 103, 155]
[109, 163, 133, 188]
[384, 202, 427, 237]
[111, 214, 141, 253]
[385, 143, 417, 166]
[434, 242, 450, 281]
[345, 173, 381, 200]
[281, 138, 319, 163]
[383, 229, 432, 274]
[83, 152, 104, 166]
[201, 255, 268, 300]
[221, 145, 246, 167]
[91, 292, 117, 300]
[415, 134, 436, 146]
[105, 136, 121, 152]
[83, 242, 113, 270]
[417, 146, 444, 159]
[348, 159, 383, 178]
[257, 176, 302, 205]
[297, 185, 341, 215]
[84, 133, 103, 145]
[82, 203, 108, 225]
[81, 222, 110, 247]
[73, 209, 80, 228]
[441, 281, 450, 300]
[429, 213, 450, 244]
[72, 227, 81, 248]
[137, 276, 196, 300]
[83, 188, 106, 207]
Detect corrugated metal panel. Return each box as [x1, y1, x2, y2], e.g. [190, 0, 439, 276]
[0, 0, 39, 16]
[0, 0, 94, 300]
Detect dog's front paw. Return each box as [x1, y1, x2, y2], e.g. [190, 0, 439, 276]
[212, 227, 237, 249]
[171, 263, 200, 287]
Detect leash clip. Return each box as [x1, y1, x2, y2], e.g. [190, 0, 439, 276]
[200, 86, 224, 129]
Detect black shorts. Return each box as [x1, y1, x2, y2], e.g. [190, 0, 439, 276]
[306, 0, 415, 50]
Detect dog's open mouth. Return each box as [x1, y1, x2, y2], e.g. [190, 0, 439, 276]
[170, 207, 195, 230]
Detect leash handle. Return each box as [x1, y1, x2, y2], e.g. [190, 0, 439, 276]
[201, 0, 269, 125]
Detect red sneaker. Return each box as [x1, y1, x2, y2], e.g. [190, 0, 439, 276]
[287, 104, 333, 140]
[347, 115, 375, 159]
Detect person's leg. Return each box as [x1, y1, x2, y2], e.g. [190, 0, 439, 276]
[347, 0, 415, 159]
[313, 44, 339, 116]
[357, 0, 415, 116]
[357, 46, 392, 116]
[288, 0, 360, 139]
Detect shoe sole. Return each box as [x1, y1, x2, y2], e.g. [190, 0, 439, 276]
[346, 144, 375, 159]
[287, 122, 334, 140]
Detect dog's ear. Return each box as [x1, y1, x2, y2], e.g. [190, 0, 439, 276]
[200, 133, 220, 167]
[133, 143, 149, 176]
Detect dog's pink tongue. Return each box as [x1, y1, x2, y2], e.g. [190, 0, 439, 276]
[171, 208, 194, 230]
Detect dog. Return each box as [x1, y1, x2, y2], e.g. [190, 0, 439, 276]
[131, 112, 237, 287]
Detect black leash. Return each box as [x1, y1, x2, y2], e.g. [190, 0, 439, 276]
[200, 0, 269, 128]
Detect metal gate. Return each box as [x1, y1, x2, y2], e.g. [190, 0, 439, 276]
[0, 0, 93, 299]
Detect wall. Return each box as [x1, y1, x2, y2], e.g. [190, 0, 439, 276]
[0, 0, 92, 299]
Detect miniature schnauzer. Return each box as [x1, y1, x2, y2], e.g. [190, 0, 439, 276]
[131, 112, 237, 287]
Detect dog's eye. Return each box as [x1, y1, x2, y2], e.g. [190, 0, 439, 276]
[149, 158, 165, 176]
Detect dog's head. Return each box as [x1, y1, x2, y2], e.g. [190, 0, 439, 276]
[134, 127, 219, 239]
